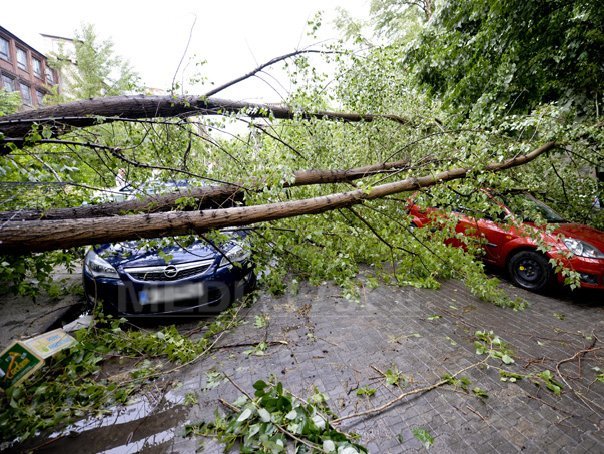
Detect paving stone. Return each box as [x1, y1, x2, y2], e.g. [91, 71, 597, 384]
[17, 278, 603, 453]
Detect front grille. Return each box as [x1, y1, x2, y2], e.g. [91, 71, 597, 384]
[125, 260, 213, 282]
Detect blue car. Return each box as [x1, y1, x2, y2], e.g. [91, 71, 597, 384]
[83, 231, 255, 317]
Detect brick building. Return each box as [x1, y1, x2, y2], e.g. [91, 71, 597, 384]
[0, 25, 59, 109]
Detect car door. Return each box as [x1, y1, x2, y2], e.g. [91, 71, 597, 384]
[474, 217, 512, 264]
[450, 201, 511, 264]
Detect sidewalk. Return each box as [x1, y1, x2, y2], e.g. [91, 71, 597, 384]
[16, 279, 604, 453]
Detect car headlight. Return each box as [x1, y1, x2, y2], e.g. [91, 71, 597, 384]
[563, 238, 604, 259]
[219, 243, 251, 267]
[84, 250, 119, 278]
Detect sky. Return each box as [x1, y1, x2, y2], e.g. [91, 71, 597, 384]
[2, 0, 369, 102]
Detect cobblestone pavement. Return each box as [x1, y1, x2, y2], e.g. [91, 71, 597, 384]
[0, 267, 82, 348]
[24, 279, 604, 453]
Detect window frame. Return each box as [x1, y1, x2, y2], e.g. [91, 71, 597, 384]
[45, 69, 55, 85]
[0, 37, 10, 62]
[16, 47, 28, 71]
[32, 57, 42, 78]
[19, 81, 32, 105]
[35, 89, 44, 106]
[1, 73, 15, 92]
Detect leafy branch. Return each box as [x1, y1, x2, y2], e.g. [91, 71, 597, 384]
[186, 376, 367, 453]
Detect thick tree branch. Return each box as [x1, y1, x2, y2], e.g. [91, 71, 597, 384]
[0, 185, 242, 221]
[0, 142, 555, 253]
[0, 157, 414, 221]
[0, 96, 409, 153]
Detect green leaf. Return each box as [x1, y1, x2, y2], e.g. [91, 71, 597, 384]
[445, 336, 457, 346]
[183, 392, 198, 406]
[472, 387, 488, 398]
[537, 370, 564, 395]
[236, 407, 253, 422]
[323, 439, 336, 452]
[412, 427, 434, 449]
[253, 380, 268, 391]
[385, 368, 401, 386]
[185, 379, 367, 451]
[254, 314, 269, 328]
[499, 371, 524, 382]
[356, 386, 377, 397]
[257, 408, 271, 423]
[233, 395, 249, 407]
[501, 354, 515, 365]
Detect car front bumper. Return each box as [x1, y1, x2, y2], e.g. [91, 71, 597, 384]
[553, 254, 604, 290]
[83, 262, 255, 317]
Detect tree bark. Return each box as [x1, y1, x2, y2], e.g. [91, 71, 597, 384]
[0, 158, 413, 221]
[0, 142, 555, 254]
[0, 185, 242, 221]
[0, 95, 408, 153]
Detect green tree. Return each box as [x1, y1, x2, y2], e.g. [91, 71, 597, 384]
[405, 0, 604, 121]
[356, 0, 602, 226]
[0, 89, 20, 116]
[1, 6, 602, 302]
[0, 25, 144, 295]
[49, 23, 140, 101]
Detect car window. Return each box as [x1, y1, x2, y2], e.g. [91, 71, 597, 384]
[499, 193, 566, 223]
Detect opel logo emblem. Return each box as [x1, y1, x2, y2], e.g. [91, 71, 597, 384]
[163, 265, 178, 278]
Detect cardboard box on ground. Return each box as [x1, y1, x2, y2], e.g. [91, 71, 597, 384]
[0, 315, 92, 390]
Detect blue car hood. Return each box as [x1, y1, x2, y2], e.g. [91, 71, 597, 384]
[95, 237, 233, 269]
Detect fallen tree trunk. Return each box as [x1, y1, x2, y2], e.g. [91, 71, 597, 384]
[0, 158, 414, 221]
[0, 142, 555, 254]
[0, 95, 408, 153]
[0, 184, 242, 221]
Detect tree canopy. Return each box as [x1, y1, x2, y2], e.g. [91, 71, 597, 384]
[48, 23, 141, 101]
[406, 0, 604, 121]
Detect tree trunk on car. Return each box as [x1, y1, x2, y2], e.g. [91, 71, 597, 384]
[0, 141, 555, 254]
[0, 158, 416, 221]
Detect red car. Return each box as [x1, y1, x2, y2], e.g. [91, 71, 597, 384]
[407, 192, 604, 292]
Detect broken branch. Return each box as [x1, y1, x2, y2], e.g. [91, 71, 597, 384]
[0, 142, 556, 253]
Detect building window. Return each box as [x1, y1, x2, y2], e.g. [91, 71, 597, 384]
[33, 58, 42, 77]
[0, 37, 10, 61]
[1, 74, 15, 92]
[19, 82, 32, 105]
[16, 48, 28, 71]
[36, 90, 44, 106]
[46, 69, 55, 85]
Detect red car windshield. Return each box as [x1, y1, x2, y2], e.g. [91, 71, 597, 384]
[499, 193, 566, 223]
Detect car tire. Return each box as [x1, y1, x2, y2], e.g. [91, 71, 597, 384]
[507, 250, 555, 292]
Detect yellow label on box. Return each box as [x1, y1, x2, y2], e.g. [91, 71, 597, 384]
[0, 342, 44, 390]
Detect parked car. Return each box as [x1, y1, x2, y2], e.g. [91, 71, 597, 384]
[83, 181, 254, 317]
[407, 191, 604, 292]
[83, 230, 255, 317]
